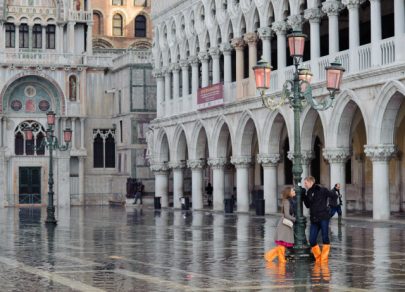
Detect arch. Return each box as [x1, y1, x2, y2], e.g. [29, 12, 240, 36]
[112, 12, 124, 36]
[129, 39, 152, 50]
[234, 110, 261, 156]
[172, 124, 190, 161]
[93, 38, 114, 48]
[154, 127, 171, 163]
[211, 115, 235, 158]
[300, 104, 327, 152]
[369, 80, 405, 145]
[327, 89, 369, 148]
[261, 108, 293, 154]
[189, 120, 211, 160]
[93, 10, 104, 35]
[0, 72, 66, 115]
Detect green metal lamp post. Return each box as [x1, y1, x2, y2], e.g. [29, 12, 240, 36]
[253, 28, 345, 262]
[24, 111, 72, 224]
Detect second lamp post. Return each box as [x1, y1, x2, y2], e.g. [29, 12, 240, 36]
[253, 28, 345, 262]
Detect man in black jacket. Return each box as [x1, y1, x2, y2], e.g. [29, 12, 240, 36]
[303, 176, 338, 263]
[330, 183, 343, 225]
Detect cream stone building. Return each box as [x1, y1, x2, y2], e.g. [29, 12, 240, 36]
[0, 0, 155, 208]
[150, 0, 405, 220]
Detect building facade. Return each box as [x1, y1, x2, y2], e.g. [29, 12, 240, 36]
[0, 0, 156, 208]
[150, 0, 405, 220]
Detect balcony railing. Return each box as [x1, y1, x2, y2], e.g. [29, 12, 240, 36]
[380, 37, 395, 65]
[358, 44, 371, 71]
[68, 9, 93, 21]
[336, 50, 350, 74]
[112, 50, 153, 69]
[242, 78, 250, 97]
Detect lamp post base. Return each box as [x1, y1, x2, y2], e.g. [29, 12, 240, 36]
[45, 206, 58, 224]
[287, 245, 315, 263]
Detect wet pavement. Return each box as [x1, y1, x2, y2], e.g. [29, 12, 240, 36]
[1, 206, 405, 292]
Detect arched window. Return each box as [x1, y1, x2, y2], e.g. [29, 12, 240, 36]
[33, 25, 42, 49]
[15, 121, 46, 156]
[93, 129, 116, 168]
[135, 15, 146, 37]
[93, 13, 101, 35]
[113, 14, 123, 36]
[5, 23, 15, 48]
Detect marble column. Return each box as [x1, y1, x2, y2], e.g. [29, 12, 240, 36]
[170, 161, 186, 209]
[209, 47, 221, 84]
[170, 63, 180, 115]
[163, 66, 172, 116]
[57, 150, 71, 207]
[0, 117, 2, 147]
[189, 56, 200, 111]
[207, 158, 228, 211]
[198, 52, 210, 88]
[220, 43, 233, 83]
[368, 0, 382, 66]
[224, 162, 234, 198]
[304, 9, 324, 80]
[355, 154, 366, 210]
[0, 21, 4, 52]
[257, 27, 272, 64]
[187, 159, 206, 210]
[87, 23, 93, 55]
[394, 0, 405, 61]
[151, 163, 171, 208]
[57, 23, 64, 54]
[71, 117, 77, 150]
[28, 25, 33, 50]
[257, 154, 280, 214]
[68, 22, 76, 54]
[231, 156, 252, 213]
[78, 156, 85, 196]
[344, 0, 362, 72]
[395, 152, 403, 212]
[0, 148, 6, 208]
[231, 38, 245, 100]
[80, 117, 85, 149]
[322, 0, 344, 61]
[365, 145, 397, 220]
[15, 23, 20, 53]
[272, 22, 288, 89]
[41, 25, 46, 52]
[153, 69, 165, 118]
[244, 33, 259, 97]
[323, 148, 352, 217]
[179, 59, 190, 111]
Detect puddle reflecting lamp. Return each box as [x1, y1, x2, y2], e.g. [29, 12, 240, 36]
[253, 28, 345, 263]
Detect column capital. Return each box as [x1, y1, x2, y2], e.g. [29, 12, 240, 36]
[364, 145, 397, 162]
[162, 66, 172, 75]
[220, 43, 234, 54]
[169, 63, 181, 72]
[257, 27, 273, 41]
[287, 15, 305, 30]
[322, 0, 345, 16]
[187, 159, 206, 169]
[152, 68, 164, 78]
[168, 161, 186, 170]
[301, 151, 316, 165]
[150, 163, 171, 174]
[257, 154, 281, 166]
[209, 47, 222, 59]
[304, 8, 325, 23]
[342, 0, 366, 9]
[68, 21, 76, 26]
[198, 52, 210, 63]
[323, 148, 352, 163]
[231, 38, 245, 50]
[188, 55, 200, 66]
[243, 32, 259, 46]
[230, 156, 252, 169]
[179, 59, 190, 69]
[271, 21, 288, 36]
[207, 158, 228, 169]
[14, 22, 21, 27]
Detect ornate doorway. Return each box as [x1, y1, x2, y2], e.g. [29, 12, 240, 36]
[19, 167, 41, 204]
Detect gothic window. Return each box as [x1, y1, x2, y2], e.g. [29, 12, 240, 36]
[15, 121, 46, 156]
[19, 24, 29, 48]
[46, 25, 56, 49]
[93, 129, 116, 168]
[93, 13, 101, 35]
[113, 14, 123, 36]
[6, 23, 15, 48]
[135, 15, 146, 37]
[33, 25, 42, 49]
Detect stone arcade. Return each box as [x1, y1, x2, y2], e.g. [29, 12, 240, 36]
[150, 0, 405, 220]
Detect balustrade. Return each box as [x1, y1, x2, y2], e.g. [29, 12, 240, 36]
[380, 37, 395, 65]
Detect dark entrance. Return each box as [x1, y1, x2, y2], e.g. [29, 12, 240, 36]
[19, 167, 41, 204]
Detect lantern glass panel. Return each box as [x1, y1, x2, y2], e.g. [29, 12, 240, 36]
[64, 129, 72, 143]
[265, 68, 271, 88]
[327, 69, 342, 90]
[289, 36, 305, 57]
[254, 68, 265, 89]
[24, 128, 33, 140]
[47, 112, 55, 125]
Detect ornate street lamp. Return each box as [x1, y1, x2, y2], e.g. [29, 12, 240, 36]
[24, 111, 72, 224]
[253, 28, 345, 262]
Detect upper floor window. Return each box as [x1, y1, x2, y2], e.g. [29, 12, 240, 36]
[112, 0, 123, 5]
[6, 23, 15, 48]
[46, 25, 56, 49]
[33, 25, 42, 49]
[93, 129, 116, 168]
[134, 0, 147, 6]
[113, 14, 123, 36]
[15, 122, 46, 156]
[19, 24, 29, 48]
[135, 15, 146, 37]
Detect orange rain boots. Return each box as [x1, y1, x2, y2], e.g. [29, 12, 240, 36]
[311, 245, 322, 263]
[278, 245, 287, 263]
[321, 244, 331, 263]
[264, 246, 279, 262]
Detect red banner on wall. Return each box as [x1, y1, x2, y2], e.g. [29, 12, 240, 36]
[197, 83, 223, 110]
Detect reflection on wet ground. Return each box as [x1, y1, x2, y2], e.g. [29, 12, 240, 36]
[1, 206, 405, 291]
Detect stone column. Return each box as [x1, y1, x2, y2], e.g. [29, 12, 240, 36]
[189, 56, 200, 111]
[0, 21, 4, 52]
[163, 66, 172, 116]
[15, 23, 20, 53]
[257, 27, 272, 64]
[224, 162, 234, 198]
[170, 63, 180, 115]
[394, 152, 403, 212]
[78, 156, 85, 195]
[209, 48, 221, 84]
[304, 9, 324, 80]
[323, 148, 352, 217]
[57, 150, 71, 207]
[220, 43, 233, 83]
[151, 163, 171, 207]
[231, 156, 252, 213]
[368, 0, 382, 66]
[0, 117, 2, 147]
[68, 22, 75, 54]
[153, 69, 165, 118]
[57, 22, 64, 54]
[42, 25, 46, 52]
[198, 52, 210, 88]
[343, 0, 362, 72]
[187, 159, 206, 210]
[80, 117, 85, 149]
[257, 154, 280, 214]
[0, 148, 6, 208]
[179, 59, 190, 111]
[28, 24, 33, 50]
[322, 1, 344, 61]
[87, 23, 93, 55]
[231, 38, 245, 100]
[244, 33, 259, 97]
[272, 22, 288, 88]
[169, 161, 186, 209]
[394, 0, 405, 61]
[365, 145, 397, 220]
[71, 117, 77, 150]
[355, 154, 366, 210]
[208, 158, 228, 211]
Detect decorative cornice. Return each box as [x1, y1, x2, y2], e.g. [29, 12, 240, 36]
[187, 159, 206, 169]
[150, 163, 171, 174]
[304, 8, 325, 23]
[243, 32, 259, 46]
[322, 0, 345, 16]
[220, 43, 234, 54]
[230, 156, 252, 169]
[323, 148, 352, 163]
[271, 22, 288, 35]
[342, 0, 366, 9]
[231, 38, 245, 49]
[257, 154, 281, 166]
[364, 145, 397, 162]
[169, 161, 186, 170]
[198, 52, 210, 62]
[287, 15, 305, 30]
[209, 47, 222, 59]
[257, 27, 272, 40]
[207, 158, 228, 169]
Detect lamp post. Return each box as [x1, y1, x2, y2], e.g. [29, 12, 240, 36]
[24, 111, 72, 224]
[253, 28, 345, 262]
